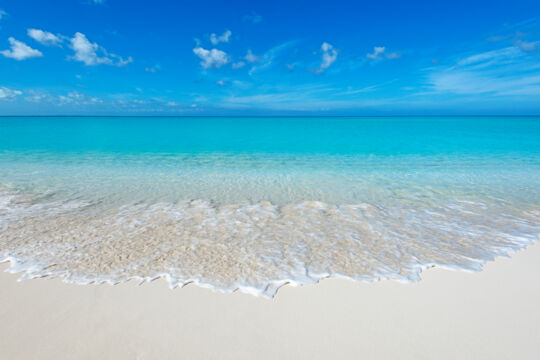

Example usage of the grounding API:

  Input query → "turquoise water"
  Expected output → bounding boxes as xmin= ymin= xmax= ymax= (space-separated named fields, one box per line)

xmin=1 ymin=116 xmax=539 ymax=296
xmin=2 ymin=116 xmax=539 ymax=155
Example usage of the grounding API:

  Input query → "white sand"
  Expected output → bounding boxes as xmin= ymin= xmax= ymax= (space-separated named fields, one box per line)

xmin=1 ymin=242 xmax=540 ymax=360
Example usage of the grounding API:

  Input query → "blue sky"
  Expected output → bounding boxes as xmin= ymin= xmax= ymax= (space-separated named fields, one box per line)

xmin=1 ymin=0 xmax=540 ymax=115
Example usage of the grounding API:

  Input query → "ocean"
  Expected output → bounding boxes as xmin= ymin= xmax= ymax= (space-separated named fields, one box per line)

xmin=1 ymin=116 xmax=539 ymax=296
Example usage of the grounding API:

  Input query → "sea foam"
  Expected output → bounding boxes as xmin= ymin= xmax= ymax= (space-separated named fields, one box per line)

xmin=1 ymin=189 xmax=538 ymax=297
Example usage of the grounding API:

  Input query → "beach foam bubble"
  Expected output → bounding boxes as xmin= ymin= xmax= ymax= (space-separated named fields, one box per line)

xmin=1 ymin=189 xmax=538 ymax=297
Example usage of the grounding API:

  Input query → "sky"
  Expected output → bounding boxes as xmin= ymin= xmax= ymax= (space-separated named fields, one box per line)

xmin=1 ymin=0 xmax=540 ymax=115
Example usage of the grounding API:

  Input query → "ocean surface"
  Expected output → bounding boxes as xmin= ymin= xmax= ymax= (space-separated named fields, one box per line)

xmin=1 ymin=116 xmax=539 ymax=296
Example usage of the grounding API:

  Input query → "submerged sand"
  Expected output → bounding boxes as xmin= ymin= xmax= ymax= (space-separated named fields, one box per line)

xmin=1 ymin=242 xmax=540 ymax=359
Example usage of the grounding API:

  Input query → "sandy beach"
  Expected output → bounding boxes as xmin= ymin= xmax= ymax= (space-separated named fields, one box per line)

xmin=2 ymin=0 xmax=540 ymax=358
xmin=1 ymin=241 xmax=539 ymax=360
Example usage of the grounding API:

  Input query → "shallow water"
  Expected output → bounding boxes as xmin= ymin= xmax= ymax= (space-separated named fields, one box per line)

xmin=1 ymin=116 xmax=539 ymax=296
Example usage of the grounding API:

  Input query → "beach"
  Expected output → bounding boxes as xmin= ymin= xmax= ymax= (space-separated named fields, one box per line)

xmin=2 ymin=1 xmax=540 ymax=358
xmin=1 ymin=241 xmax=539 ymax=359
xmin=1 ymin=116 xmax=539 ymax=358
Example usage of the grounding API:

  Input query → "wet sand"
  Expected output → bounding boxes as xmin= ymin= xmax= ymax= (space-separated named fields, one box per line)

xmin=1 ymin=241 xmax=540 ymax=359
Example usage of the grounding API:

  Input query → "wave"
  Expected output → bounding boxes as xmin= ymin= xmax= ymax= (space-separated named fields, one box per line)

xmin=1 ymin=189 xmax=539 ymax=297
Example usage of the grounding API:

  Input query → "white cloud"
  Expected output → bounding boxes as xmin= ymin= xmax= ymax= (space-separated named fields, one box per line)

xmin=0 ymin=86 xmax=22 ymax=100
xmin=23 ymin=90 xmax=56 ymax=103
xmin=70 ymin=32 xmax=106 ymax=65
xmin=220 ymin=83 xmax=390 ymax=111
xmin=386 ymin=51 xmax=401 ymax=59
xmin=69 ymin=32 xmax=132 ymax=66
xmin=366 ymin=46 xmax=400 ymax=60
xmin=314 ymin=42 xmax=338 ymax=73
xmin=232 ymin=61 xmax=246 ymax=69
xmin=321 ymin=42 xmax=338 ymax=68
xmin=113 ymin=54 xmax=133 ymax=66
xmin=366 ymin=46 xmax=385 ymax=59
xmin=27 ymin=28 xmax=62 ymax=46
xmin=58 ymin=91 xmax=103 ymax=105
xmin=456 ymin=47 xmax=521 ymax=67
xmin=16 ymin=89 xmax=200 ymax=112
xmin=244 ymin=49 xmax=259 ymax=63
xmin=210 ymin=30 xmax=231 ymax=45
xmin=145 ymin=64 xmax=161 ymax=73
xmin=1 ymin=37 xmax=43 ymax=60
xmin=248 ymin=41 xmax=296 ymax=75
xmin=193 ymin=47 xmax=229 ymax=69
xmin=516 ymin=40 xmax=538 ymax=52
xmin=427 ymin=46 xmax=540 ymax=96
xmin=0 ymin=9 xmax=7 ymax=20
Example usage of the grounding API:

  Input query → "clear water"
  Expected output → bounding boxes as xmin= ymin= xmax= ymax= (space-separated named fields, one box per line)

xmin=1 ymin=116 xmax=539 ymax=296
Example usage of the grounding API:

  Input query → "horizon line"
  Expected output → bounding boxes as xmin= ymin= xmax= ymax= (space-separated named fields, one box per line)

xmin=2 ymin=114 xmax=540 ymax=118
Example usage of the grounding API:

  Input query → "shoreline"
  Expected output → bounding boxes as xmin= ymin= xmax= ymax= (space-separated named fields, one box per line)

xmin=2 ymin=241 xmax=540 ymax=359
xmin=0 ymin=244 xmax=530 ymax=298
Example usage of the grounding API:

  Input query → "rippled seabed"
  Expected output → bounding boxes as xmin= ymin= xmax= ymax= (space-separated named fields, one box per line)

xmin=1 ymin=117 xmax=539 ymax=297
